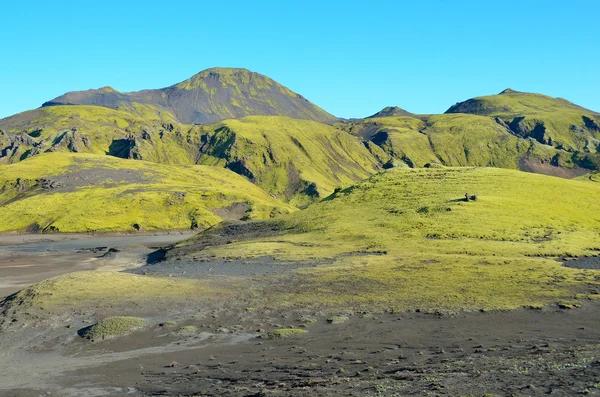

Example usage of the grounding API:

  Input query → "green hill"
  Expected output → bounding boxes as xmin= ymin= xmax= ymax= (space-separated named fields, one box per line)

xmin=167 ymin=167 xmax=600 ymax=311
xmin=0 ymin=152 xmax=294 ymax=233
xmin=42 ymin=67 xmax=338 ymax=124
xmin=10 ymin=167 xmax=600 ymax=319
xmin=366 ymin=106 xmax=413 ymax=118
xmin=446 ymin=89 xmax=600 ymax=153
xmin=0 ymin=104 xmax=195 ymax=165
xmin=194 ymin=116 xmax=381 ymax=206
xmin=343 ymin=113 xmax=589 ymax=177
xmin=0 ymin=107 xmax=380 ymax=206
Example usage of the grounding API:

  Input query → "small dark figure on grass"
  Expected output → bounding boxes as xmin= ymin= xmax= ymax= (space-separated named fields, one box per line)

xmin=464 ymin=193 xmax=478 ymax=202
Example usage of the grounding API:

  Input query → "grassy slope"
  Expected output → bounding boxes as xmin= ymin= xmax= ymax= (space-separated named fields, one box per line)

xmin=0 ymin=107 xmax=380 ymax=206
xmin=0 ymin=105 xmax=200 ymax=165
xmin=173 ymin=167 xmax=600 ymax=311
xmin=196 ymin=116 xmax=381 ymax=206
xmin=44 ymin=68 xmax=338 ymax=125
xmin=171 ymin=68 xmax=337 ymax=123
xmin=0 ymin=152 xmax=294 ymax=233
xmin=6 ymin=167 xmax=600 ymax=320
xmin=345 ymin=114 xmax=569 ymax=170
xmin=446 ymin=90 xmax=600 ymax=153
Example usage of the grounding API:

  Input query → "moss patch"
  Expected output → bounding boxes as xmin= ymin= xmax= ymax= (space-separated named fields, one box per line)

xmin=267 ymin=328 xmax=307 ymax=339
xmin=81 ymin=316 xmax=148 ymax=341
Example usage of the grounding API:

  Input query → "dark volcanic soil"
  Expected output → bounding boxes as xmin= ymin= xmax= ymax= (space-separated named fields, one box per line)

xmin=2 ymin=305 xmax=600 ymax=396
xmin=0 ymin=233 xmax=192 ymax=297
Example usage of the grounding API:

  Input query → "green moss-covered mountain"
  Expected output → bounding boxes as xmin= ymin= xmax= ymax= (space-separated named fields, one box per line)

xmin=2 ymin=74 xmax=600 ymax=226
xmin=345 ymin=89 xmax=600 ymax=177
xmin=446 ymin=89 xmax=600 ymax=153
xmin=42 ymin=68 xmax=338 ymax=125
xmin=194 ymin=116 xmax=380 ymax=206
xmin=366 ymin=106 xmax=413 ymax=118
xmin=165 ymin=166 xmax=600 ymax=311
xmin=0 ymin=106 xmax=379 ymax=205
xmin=343 ymin=113 xmax=589 ymax=178
xmin=0 ymin=152 xmax=294 ymax=233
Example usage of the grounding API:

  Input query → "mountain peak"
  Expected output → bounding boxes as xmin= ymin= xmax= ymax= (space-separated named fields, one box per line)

xmin=499 ymin=88 xmax=519 ymax=95
xmin=174 ymin=67 xmax=264 ymax=91
xmin=366 ymin=106 xmax=413 ymax=119
xmin=42 ymin=68 xmax=337 ymax=125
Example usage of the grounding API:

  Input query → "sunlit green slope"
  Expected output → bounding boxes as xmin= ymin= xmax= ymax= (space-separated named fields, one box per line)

xmin=0 ymin=152 xmax=294 ymax=233
xmin=195 ymin=116 xmax=381 ymax=206
xmin=1 ymin=107 xmax=379 ymax=205
xmin=171 ymin=167 xmax=600 ymax=310
xmin=446 ymin=89 xmax=600 ymax=153
xmin=343 ymin=112 xmax=593 ymax=177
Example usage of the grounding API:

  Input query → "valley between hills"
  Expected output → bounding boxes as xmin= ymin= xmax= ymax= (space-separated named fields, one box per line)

xmin=1 ymin=68 xmax=600 ymax=396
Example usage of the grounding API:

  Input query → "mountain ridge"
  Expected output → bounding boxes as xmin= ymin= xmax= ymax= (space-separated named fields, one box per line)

xmin=42 ymin=67 xmax=338 ymax=125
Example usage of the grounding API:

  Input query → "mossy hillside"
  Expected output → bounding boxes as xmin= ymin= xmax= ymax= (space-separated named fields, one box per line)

xmin=0 ymin=271 xmax=233 ymax=318
xmin=348 ymin=114 xmax=580 ymax=172
xmin=0 ymin=105 xmax=202 ymax=165
xmin=196 ymin=116 xmax=381 ymax=206
xmin=1 ymin=107 xmax=380 ymax=205
xmin=82 ymin=316 xmax=148 ymax=340
xmin=44 ymin=67 xmax=338 ymax=124
xmin=267 ymin=328 xmax=307 ymax=339
xmin=0 ymin=152 xmax=294 ymax=233
xmin=446 ymin=90 xmax=600 ymax=152
xmin=6 ymin=168 xmax=600 ymax=317
xmin=177 ymin=167 xmax=600 ymax=311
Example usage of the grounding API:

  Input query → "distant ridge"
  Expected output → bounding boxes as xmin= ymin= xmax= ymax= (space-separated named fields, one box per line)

xmin=445 ymin=89 xmax=600 ymax=152
xmin=42 ymin=68 xmax=338 ymax=125
xmin=366 ymin=106 xmax=413 ymax=118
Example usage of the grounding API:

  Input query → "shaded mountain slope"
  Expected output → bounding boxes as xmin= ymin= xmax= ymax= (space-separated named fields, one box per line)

xmin=446 ymin=89 xmax=600 ymax=153
xmin=0 ymin=105 xmax=197 ymax=165
xmin=195 ymin=116 xmax=381 ymax=206
xmin=165 ymin=167 xmax=600 ymax=310
xmin=0 ymin=152 xmax=294 ymax=233
xmin=43 ymin=68 xmax=338 ymax=124
xmin=0 ymin=107 xmax=380 ymax=205
xmin=343 ymin=109 xmax=595 ymax=177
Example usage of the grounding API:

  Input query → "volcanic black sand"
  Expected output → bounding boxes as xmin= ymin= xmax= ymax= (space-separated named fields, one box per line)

xmin=0 ymin=233 xmax=193 ymax=297
xmin=1 ymin=304 xmax=600 ymax=397
xmin=1 ymin=235 xmax=600 ymax=396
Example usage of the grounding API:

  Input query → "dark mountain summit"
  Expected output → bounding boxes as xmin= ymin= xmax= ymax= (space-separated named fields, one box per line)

xmin=366 ymin=106 xmax=413 ymax=118
xmin=43 ymin=68 xmax=338 ymax=125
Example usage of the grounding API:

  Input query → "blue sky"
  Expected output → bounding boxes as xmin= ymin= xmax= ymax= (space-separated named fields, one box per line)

xmin=1 ymin=0 xmax=598 ymax=119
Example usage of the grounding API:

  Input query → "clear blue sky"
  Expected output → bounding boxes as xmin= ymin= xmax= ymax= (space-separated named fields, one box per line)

xmin=1 ymin=0 xmax=599 ymax=119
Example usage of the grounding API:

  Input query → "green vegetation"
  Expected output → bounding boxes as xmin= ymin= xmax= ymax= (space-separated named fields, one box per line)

xmin=267 ymin=328 xmax=307 ymax=339
xmin=1 ymin=107 xmax=378 ymax=206
xmin=5 ymin=167 xmax=600 ymax=320
xmin=344 ymin=113 xmax=581 ymax=175
xmin=82 ymin=316 xmax=148 ymax=341
xmin=446 ymin=90 xmax=600 ymax=153
xmin=175 ymin=167 xmax=600 ymax=311
xmin=5 ymin=271 xmax=223 ymax=311
xmin=42 ymin=67 xmax=338 ymax=124
xmin=176 ymin=325 xmax=199 ymax=335
xmin=327 ymin=315 xmax=349 ymax=324
xmin=0 ymin=152 xmax=294 ymax=233
xmin=196 ymin=116 xmax=381 ymax=205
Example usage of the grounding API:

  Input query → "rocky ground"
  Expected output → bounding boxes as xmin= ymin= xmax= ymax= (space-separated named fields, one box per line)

xmin=0 ymin=233 xmax=192 ymax=298
xmin=1 ymin=235 xmax=600 ymax=397
xmin=1 ymin=304 xmax=600 ymax=397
